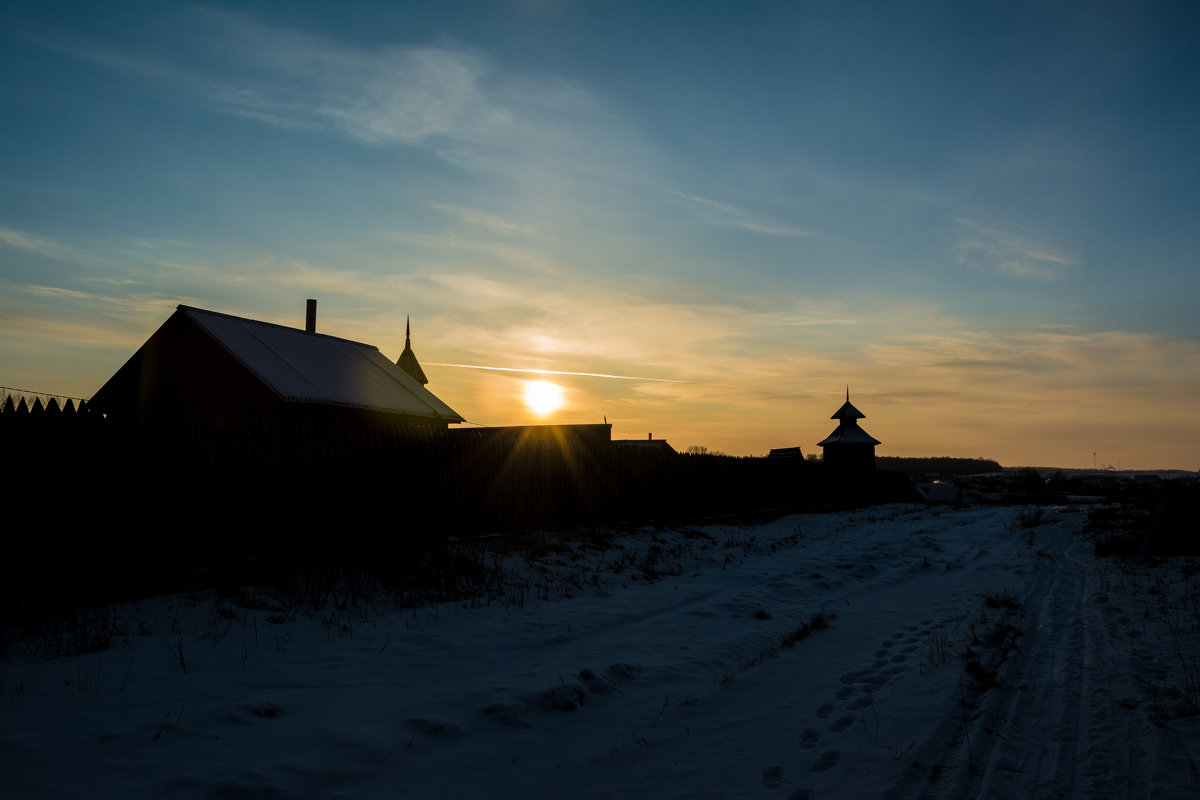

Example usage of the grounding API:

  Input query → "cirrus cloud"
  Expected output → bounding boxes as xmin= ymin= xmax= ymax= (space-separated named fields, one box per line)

xmin=952 ymin=217 xmax=1076 ymax=280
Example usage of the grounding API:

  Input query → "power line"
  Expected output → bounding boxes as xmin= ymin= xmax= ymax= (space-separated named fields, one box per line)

xmin=0 ymin=386 xmax=88 ymax=402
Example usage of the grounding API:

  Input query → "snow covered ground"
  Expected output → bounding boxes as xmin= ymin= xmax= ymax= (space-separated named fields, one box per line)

xmin=4 ymin=504 xmax=1199 ymax=799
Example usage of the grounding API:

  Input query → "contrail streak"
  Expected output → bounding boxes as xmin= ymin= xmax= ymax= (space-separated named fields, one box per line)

xmin=426 ymin=362 xmax=687 ymax=383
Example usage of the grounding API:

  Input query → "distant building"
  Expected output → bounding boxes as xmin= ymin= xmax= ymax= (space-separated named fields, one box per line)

xmin=916 ymin=479 xmax=961 ymax=503
xmin=768 ymin=446 xmax=804 ymax=459
xmin=817 ymin=389 xmax=880 ymax=473
xmin=90 ymin=303 xmax=463 ymax=430
xmin=613 ymin=433 xmax=677 ymax=455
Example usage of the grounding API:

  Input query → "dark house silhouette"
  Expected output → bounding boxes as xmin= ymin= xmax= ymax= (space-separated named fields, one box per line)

xmin=90 ymin=304 xmax=463 ymax=430
xmin=817 ymin=389 xmax=880 ymax=473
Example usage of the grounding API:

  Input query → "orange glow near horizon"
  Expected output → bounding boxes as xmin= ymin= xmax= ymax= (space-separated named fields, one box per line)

xmin=523 ymin=380 xmax=566 ymax=416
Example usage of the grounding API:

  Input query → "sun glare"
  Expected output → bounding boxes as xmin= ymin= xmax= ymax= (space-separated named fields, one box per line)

xmin=523 ymin=380 xmax=565 ymax=415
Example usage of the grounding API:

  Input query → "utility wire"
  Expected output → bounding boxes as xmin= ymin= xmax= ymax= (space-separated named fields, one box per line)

xmin=0 ymin=386 xmax=88 ymax=402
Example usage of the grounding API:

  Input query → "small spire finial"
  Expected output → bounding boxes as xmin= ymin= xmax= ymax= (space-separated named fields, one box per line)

xmin=396 ymin=314 xmax=429 ymax=385
xmin=846 ymin=385 xmax=850 ymax=402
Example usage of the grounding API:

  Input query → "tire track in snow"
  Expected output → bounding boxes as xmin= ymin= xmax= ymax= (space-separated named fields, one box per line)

xmin=884 ymin=522 xmax=1138 ymax=800
xmin=972 ymin=537 xmax=1092 ymax=798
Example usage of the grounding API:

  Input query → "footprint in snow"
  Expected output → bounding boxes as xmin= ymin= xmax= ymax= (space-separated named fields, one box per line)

xmin=403 ymin=717 xmax=469 ymax=740
xmin=762 ymin=766 xmax=785 ymax=789
xmin=578 ymin=668 xmax=614 ymax=694
xmin=787 ymin=791 xmax=814 ymax=800
xmin=483 ymin=701 xmax=532 ymax=728
xmin=247 ymin=702 xmax=285 ymax=719
xmin=845 ymin=695 xmax=873 ymax=711
xmin=815 ymin=702 xmax=835 ymax=718
xmin=798 ymin=728 xmax=821 ymax=749
xmin=834 ymin=686 xmax=854 ymax=700
xmin=828 ymin=715 xmax=855 ymax=733
xmin=809 ymin=751 xmax=841 ymax=772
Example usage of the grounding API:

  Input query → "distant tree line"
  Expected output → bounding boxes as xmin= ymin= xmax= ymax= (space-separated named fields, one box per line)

xmin=875 ymin=456 xmax=1002 ymax=479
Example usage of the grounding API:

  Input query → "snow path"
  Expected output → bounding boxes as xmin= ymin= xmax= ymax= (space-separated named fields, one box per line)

xmin=3 ymin=505 xmax=1199 ymax=799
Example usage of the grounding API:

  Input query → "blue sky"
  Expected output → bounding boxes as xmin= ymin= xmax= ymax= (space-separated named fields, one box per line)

xmin=2 ymin=1 xmax=1198 ymax=468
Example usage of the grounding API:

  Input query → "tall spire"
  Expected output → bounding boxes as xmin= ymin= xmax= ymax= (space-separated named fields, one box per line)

xmin=395 ymin=315 xmax=429 ymax=385
xmin=831 ymin=387 xmax=865 ymax=420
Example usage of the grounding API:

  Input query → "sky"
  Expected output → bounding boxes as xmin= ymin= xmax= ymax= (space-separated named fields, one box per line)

xmin=2 ymin=1 xmax=1198 ymax=469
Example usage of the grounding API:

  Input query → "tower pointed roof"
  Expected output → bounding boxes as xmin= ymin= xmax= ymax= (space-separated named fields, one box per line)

xmin=395 ymin=316 xmax=429 ymax=385
xmin=818 ymin=387 xmax=880 ymax=447
xmin=830 ymin=386 xmax=866 ymax=420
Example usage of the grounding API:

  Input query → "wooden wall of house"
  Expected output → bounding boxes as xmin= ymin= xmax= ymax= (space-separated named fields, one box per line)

xmin=821 ymin=443 xmax=876 ymax=475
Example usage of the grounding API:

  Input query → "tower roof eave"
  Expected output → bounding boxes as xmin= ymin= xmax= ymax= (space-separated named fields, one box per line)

xmin=818 ymin=426 xmax=881 ymax=446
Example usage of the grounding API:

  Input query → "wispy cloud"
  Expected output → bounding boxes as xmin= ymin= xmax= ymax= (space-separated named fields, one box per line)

xmin=18 ymin=285 xmax=197 ymax=316
xmin=0 ymin=226 xmax=103 ymax=267
xmin=952 ymin=218 xmax=1076 ymax=280
xmin=58 ymin=14 xmax=492 ymax=150
xmin=54 ymin=8 xmax=635 ymax=182
xmin=425 ymin=363 xmax=687 ymax=383
xmin=23 ymin=286 xmax=97 ymax=301
xmin=0 ymin=313 xmax=148 ymax=350
xmin=673 ymin=191 xmax=830 ymax=239
xmin=0 ymin=225 xmax=207 ymax=278
xmin=861 ymin=327 xmax=1200 ymax=409
xmin=426 ymin=204 xmax=539 ymax=237
xmin=772 ymin=312 xmax=862 ymax=327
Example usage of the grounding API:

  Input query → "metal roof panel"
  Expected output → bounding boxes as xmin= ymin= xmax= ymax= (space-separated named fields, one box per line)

xmin=182 ymin=306 xmax=463 ymax=422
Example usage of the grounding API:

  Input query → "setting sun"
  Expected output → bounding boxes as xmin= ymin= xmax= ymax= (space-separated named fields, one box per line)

xmin=523 ymin=380 xmax=565 ymax=415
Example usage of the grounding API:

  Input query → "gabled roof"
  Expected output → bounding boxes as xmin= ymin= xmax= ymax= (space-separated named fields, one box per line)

xmin=173 ymin=306 xmax=462 ymax=422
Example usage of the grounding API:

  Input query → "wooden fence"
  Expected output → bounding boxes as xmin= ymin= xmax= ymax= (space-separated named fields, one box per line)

xmin=1 ymin=392 xmax=911 ymax=545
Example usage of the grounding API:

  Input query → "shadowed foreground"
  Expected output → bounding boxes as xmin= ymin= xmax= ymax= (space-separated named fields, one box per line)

xmin=2 ymin=504 xmax=1197 ymax=798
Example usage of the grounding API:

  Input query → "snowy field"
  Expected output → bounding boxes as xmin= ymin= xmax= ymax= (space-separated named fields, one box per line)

xmin=4 ymin=504 xmax=1200 ymax=799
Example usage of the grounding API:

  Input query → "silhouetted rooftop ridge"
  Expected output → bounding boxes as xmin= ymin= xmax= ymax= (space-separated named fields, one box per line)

xmin=177 ymin=305 xmax=460 ymax=421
